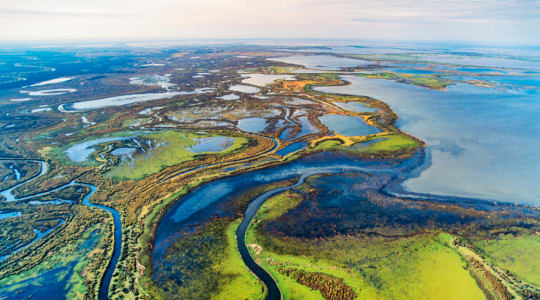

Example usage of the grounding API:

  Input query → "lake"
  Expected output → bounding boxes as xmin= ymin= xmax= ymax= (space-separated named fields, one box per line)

xmin=316 ymin=75 xmax=540 ymax=205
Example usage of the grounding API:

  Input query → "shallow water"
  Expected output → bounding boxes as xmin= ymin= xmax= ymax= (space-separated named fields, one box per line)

xmin=276 ymin=142 xmax=308 ymax=156
xmin=333 ymin=101 xmax=378 ymax=113
xmin=295 ymin=116 xmax=318 ymax=138
xmin=268 ymin=55 xmax=370 ymax=70
xmin=241 ymin=73 xmax=296 ymax=86
xmin=153 ymin=152 xmax=420 ymax=276
xmin=229 ymin=84 xmax=260 ymax=94
xmin=217 ymin=93 xmax=240 ymax=100
xmin=21 ymin=88 xmax=77 ymax=96
xmin=188 ymin=136 xmax=234 ymax=153
xmin=63 ymin=88 xmax=214 ymax=111
xmin=237 ymin=117 xmax=267 ymax=133
xmin=316 ymin=75 xmax=540 ymax=205
xmin=319 ymin=114 xmax=380 ymax=136
xmin=0 ymin=211 xmax=21 ymax=220
xmin=65 ymin=137 xmax=132 ymax=163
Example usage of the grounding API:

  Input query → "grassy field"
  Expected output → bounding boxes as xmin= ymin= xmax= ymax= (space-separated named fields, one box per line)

xmin=246 ymin=190 xmax=486 ymax=300
xmin=471 ymin=234 xmax=540 ymax=286
xmin=0 ymin=223 xmax=106 ymax=299
xmin=211 ymin=220 xmax=266 ymax=300
xmin=48 ymin=130 xmax=247 ymax=180
xmin=310 ymin=134 xmax=420 ymax=157
xmin=107 ymin=131 xmax=247 ymax=180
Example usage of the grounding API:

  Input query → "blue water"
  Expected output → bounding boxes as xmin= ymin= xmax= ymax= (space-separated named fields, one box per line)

xmin=79 ymin=184 xmax=122 ymax=300
xmin=237 ymin=117 xmax=267 ymax=133
xmin=65 ymin=137 xmax=132 ymax=163
xmin=333 ymin=101 xmax=378 ymax=113
xmin=316 ymin=75 xmax=540 ymax=205
xmin=188 ymin=136 xmax=235 ymax=153
xmin=276 ymin=142 xmax=308 ymax=156
xmin=319 ymin=114 xmax=380 ymax=136
xmin=0 ymin=211 xmax=21 ymax=220
xmin=296 ymin=116 xmax=318 ymax=138
xmin=153 ymin=152 xmax=416 ymax=269
xmin=268 ymin=55 xmax=371 ymax=70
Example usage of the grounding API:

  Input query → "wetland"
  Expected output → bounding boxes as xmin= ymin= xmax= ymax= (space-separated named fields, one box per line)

xmin=0 ymin=42 xmax=539 ymax=300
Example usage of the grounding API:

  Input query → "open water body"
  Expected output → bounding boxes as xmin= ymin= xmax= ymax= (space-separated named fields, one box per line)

xmin=316 ymin=75 xmax=540 ymax=205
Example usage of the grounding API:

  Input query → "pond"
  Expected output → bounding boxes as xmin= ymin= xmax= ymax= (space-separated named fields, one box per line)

xmin=61 ymin=88 xmax=214 ymax=111
xmin=65 ymin=137 xmax=132 ymax=163
xmin=188 ymin=136 xmax=235 ymax=153
xmin=333 ymin=101 xmax=378 ymax=113
xmin=237 ymin=117 xmax=267 ymax=133
xmin=229 ymin=85 xmax=260 ymax=94
xmin=241 ymin=74 xmax=296 ymax=86
xmin=319 ymin=114 xmax=380 ymax=136
xmin=217 ymin=93 xmax=240 ymax=100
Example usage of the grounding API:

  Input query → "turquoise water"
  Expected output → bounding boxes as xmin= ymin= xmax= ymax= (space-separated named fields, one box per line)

xmin=319 ymin=114 xmax=380 ymax=136
xmin=0 ymin=211 xmax=21 ymax=220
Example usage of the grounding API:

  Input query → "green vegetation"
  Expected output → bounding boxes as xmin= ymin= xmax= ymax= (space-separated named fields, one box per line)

xmin=0 ymin=223 xmax=106 ymax=299
xmin=246 ymin=191 xmax=486 ymax=300
xmin=361 ymin=72 xmax=453 ymax=90
xmin=471 ymin=234 xmax=540 ymax=286
xmin=154 ymin=218 xmax=263 ymax=300
xmin=211 ymin=220 xmax=266 ymax=300
xmin=48 ymin=130 xmax=248 ymax=180
xmin=310 ymin=134 xmax=420 ymax=157
xmin=107 ymin=131 xmax=247 ymax=180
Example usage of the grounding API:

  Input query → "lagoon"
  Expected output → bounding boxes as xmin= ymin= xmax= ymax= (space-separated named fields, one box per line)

xmin=316 ymin=75 xmax=540 ymax=205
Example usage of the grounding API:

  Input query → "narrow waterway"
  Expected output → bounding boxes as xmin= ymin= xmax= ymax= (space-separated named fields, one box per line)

xmin=154 ymin=152 xmax=421 ymax=298
xmin=0 ymin=159 xmax=121 ymax=300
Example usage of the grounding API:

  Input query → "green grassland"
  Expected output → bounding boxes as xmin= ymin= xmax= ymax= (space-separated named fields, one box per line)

xmin=0 ymin=223 xmax=106 ymax=299
xmin=48 ymin=130 xmax=248 ymax=180
xmin=211 ymin=220 xmax=266 ymax=300
xmin=107 ymin=131 xmax=248 ymax=180
xmin=246 ymin=190 xmax=486 ymax=300
xmin=154 ymin=218 xmax=264 ymax=300
xmin=311 ymin=134 xmax=420 ymax=157
xmin=471 ymin=234 xmax=540 ymax=286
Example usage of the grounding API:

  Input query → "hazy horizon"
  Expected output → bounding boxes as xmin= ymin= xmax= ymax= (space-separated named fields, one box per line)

xmin=2 ymin=0 xmax=539 ymax=45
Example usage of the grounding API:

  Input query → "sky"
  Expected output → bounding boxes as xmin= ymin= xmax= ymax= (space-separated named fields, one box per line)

xmin=1 ymin=0 xmax=539 ymax=44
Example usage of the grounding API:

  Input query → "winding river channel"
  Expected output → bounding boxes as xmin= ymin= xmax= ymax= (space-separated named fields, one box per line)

xmin=154 ymin=151 xmax=423 ymax=298
xmin=0 ymin=159 xmax=121 ymax=300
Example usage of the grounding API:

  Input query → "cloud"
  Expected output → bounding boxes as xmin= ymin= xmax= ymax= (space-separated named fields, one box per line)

xmin=0 ymin=0 xmax=538 ymax=44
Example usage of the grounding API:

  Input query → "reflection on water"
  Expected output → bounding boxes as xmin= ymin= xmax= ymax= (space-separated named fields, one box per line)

xmin=188 ymin=136 xmax=235 ymax=153
xmin=316 ymin=75 xmax=540 ymax=205
xmin=319 ymin=114 xmax=380 ymax=136
xmin=268 ymin=55 xmax=371 ymax=70
xmin=237 ymin=117 xmax=267 ymax=133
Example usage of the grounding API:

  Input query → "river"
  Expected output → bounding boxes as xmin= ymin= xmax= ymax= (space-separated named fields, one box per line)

xmin=0 ymin=159 xmax=121 ymax=300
